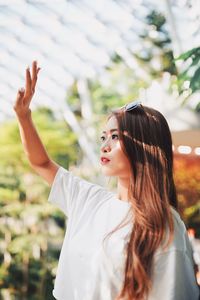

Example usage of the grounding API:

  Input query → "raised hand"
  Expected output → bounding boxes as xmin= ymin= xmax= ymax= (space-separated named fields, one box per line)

xmin=14 ymin=61 xmax=40 ymax=118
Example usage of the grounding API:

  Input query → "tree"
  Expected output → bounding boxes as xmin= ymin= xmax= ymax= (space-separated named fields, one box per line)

xmin=0 ymin=108 xmax=78 ymax=299
xmin=135 ymin=10 xmax=177 ymax=78
xmin=175 ymin=46 xmax=200 ymax=110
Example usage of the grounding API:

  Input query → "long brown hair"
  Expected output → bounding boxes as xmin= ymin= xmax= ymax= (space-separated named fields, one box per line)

xmin=106 ymin=105 xmax=178 ymax=300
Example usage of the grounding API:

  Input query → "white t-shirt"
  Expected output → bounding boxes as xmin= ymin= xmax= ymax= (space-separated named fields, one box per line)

xmin=48 ymin=166 xmax=199 ymax=300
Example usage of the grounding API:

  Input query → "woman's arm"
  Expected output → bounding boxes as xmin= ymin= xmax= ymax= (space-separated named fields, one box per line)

xmin=13 ymin=61 xmax=59 ymax=185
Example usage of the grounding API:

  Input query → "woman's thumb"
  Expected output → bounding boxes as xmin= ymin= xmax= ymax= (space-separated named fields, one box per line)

xmin=19 ymin=87 xmax=25 ymax=94
xmin=15 ymin=87 xmax=25 ymax=104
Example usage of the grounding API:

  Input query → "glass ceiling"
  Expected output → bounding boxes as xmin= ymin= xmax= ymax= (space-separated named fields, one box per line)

xmin=0 ymin=0 xmax=200 ymax=121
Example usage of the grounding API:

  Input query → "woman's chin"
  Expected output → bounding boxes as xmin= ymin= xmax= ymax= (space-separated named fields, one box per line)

xmin=100 ymin=166 xmax=117 ymax=177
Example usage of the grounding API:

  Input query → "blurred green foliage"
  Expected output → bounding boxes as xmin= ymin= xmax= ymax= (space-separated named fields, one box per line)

xmin=175 ymin=46 xmax=200 ymax=109
xmin=0 ymin=108 xmax=79 ymax=299
xmin=136 ymin=10 xmax=177 ymax=77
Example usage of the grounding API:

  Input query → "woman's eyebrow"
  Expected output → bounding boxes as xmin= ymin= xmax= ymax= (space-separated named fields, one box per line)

xmin=102 ymin=128 xmax=118 ymax=134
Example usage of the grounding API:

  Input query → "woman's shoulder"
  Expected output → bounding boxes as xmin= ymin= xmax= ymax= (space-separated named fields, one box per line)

xmin=156 ymin=207 xmax=192 ymax=257
xmin=170 ymin=207 xmax=188 ymax=246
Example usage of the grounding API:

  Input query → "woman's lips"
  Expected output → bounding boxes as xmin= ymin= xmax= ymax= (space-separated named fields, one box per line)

xmin=100 ymin=157 xmax=111 ymax=165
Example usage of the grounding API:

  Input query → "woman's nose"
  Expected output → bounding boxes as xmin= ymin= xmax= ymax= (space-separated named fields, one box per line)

xmin=101 ymin=142 xmax=111 ymax=153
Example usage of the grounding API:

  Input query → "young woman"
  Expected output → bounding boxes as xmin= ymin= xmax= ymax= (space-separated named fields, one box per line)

xmin=14 ymin=61 xmax=199 ymax=300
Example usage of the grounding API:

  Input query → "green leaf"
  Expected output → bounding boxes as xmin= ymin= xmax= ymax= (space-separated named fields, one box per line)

xmin=175 ymin=46 xmax=200 ymax=61
xmin=189 ymin=66 xmax=200 ymax=92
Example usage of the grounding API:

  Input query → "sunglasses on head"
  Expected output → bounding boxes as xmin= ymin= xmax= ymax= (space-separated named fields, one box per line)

xmin=122 ymin=100 xmax=142 ymax=112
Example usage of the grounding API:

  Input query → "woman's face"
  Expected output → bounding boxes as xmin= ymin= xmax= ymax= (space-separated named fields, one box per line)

xmin=100 ymin=116 xmax=131 ymax=177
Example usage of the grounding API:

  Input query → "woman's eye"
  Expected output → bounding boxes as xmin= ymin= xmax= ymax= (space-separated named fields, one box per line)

xmin=100 ymin=134 xmax=118 ymax=142
xmin=112 ymin=134 xmax=119 ymax=140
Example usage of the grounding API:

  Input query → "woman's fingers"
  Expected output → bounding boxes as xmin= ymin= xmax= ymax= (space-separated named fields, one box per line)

xmin=31 ymin=61 xmax=40 ymax=93
xmin=13 ymin=88 xmax=25 ymax=111
xmin=32 ymin=60 xmax=37 ymax=75
xmin=17 ymin=88 xmax=25 ymax=102
xmin=14 ymin=61 xmax=40 ymax=114
xmin=31 ymin=61 xmax=37 ymax=93
xmin=25 ymin=66 xmax=32 ymax=98
xmin=14 ymin=61 xmax=40 ymax=116
xmin=24 ymin=61 xmax=40 ymax=102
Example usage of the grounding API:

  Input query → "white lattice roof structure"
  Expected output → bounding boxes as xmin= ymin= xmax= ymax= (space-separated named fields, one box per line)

xmin=0 ymin=0 xmax=200 ymax=140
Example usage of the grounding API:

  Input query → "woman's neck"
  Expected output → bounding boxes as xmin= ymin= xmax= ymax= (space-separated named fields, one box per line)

xmin=117 ymin=176 xmax=130 ymax=202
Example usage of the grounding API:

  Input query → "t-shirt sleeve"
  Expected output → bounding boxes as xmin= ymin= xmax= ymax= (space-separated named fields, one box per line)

xmin=150 ymin=249 xmax=200 ymax=300
xmin=47 ymin=166 xmax=105 ymax=218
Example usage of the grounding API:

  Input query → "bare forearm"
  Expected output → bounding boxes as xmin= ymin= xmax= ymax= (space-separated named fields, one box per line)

xmin=13 ymin=62 xmax=59 ymax=185
xmin=17 ymin=110 xmax=50 ymax=166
